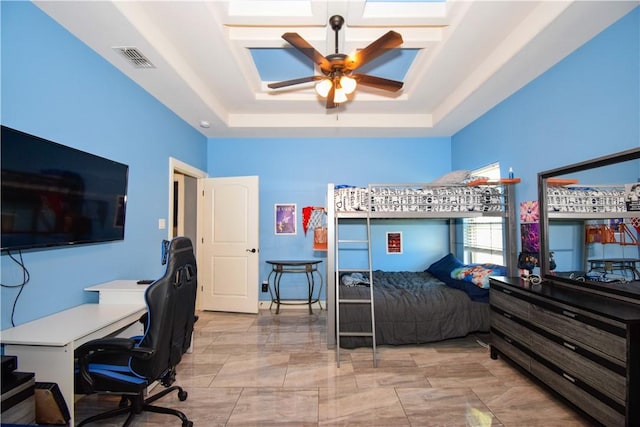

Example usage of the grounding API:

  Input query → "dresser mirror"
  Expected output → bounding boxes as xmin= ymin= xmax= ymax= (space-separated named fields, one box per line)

xmin=538 ymin=147 xmax=640 ymax=300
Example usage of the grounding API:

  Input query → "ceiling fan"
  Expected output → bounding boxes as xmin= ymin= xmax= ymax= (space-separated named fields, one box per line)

xmin=267 ymin=15 xmax=404 ymax=109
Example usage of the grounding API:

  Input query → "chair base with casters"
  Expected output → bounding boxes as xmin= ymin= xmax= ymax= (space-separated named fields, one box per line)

xmin=76 ymin=383 xmax=192 ymax=427
xmin=76 ymin=338 xmax=197 ymax=427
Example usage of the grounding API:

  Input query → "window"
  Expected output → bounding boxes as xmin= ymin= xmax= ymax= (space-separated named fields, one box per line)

xmin=463 ymin=162 xmax=504 ymax=265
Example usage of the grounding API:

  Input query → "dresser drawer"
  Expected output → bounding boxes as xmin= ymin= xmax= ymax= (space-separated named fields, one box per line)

xmin=490 ymin=288 xmax=529 ymax=320
xmin=530 ymin=358 xmax=625 ymax=427
xmin=491 ymin=334 xmax=530 ymax=372
xmin=491 ymin=308 xmax=531 ymax=345
xmin=530 ymin=332 xmax=626 ymax=405
xmin=529 ymin=303 xmax=626 ymax=363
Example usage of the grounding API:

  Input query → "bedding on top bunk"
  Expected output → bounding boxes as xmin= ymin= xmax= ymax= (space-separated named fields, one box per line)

xmin=338 ymin=269 xmax=491 ymax=349
xmin=334 ymin=184 xmax=504 ymax=213
xmin=333 ymin=170 xmax=508 ymax=213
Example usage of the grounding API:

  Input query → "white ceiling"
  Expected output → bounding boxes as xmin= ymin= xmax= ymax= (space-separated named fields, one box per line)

xmin=34 ymin=1 xmax=638 ymax=138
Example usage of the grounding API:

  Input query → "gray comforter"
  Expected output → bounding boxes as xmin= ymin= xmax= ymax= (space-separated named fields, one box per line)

xmin=338 ymin=270 xmax=490 ymax=348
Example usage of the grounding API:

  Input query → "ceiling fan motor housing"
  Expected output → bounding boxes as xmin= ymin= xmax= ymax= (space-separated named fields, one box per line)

xmin=323 ymin=53 xmax=350 ymax=76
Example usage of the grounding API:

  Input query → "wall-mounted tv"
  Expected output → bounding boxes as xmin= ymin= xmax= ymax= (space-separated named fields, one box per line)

xmin=1 ymin=126 xmax=129 ymax=251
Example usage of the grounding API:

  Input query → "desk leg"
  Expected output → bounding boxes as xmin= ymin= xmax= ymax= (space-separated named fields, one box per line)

xmin=274 ymin=271 xmax=282 ymax=315
xmin=5 ymin=343 xmax=74 ymax=425
xmin=306 ymin=271 xmax=314 ymax=315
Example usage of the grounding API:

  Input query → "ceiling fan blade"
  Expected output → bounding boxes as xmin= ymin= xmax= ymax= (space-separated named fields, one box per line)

xmin=282 ymin=33 xmax=331 ymax=71
xmin=267 ymin=75 xmax=325 ymax=89
xmin=347 ymin=31 xmax=403 ymax=71
xmin=326 ymin=84 xmax=337 ymax=109
xmin=352 ymin=74 xmax=404 ymax=92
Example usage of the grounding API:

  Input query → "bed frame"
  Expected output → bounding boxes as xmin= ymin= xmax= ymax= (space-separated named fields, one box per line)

xmin=326 ymin=182 xmax=519 ymax=351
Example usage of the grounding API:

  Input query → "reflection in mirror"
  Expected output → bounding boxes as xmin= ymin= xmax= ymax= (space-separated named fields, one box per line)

xmin=539 ymin=148 xmax=640 ymax=299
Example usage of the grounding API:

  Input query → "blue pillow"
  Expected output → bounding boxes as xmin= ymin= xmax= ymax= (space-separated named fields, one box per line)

xmin=426 ymin=253 xmax=464 ymax=277
xmin=426 ymin=254 xmax=491 ymax=303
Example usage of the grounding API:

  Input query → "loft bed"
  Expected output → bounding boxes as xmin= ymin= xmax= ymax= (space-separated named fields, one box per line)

xmin=325 ymin=179 xmax=518 ymax=350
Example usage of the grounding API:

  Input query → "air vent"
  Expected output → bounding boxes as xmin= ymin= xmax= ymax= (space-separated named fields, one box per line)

xmin=113 ymin=47 xmax=155 ymax=69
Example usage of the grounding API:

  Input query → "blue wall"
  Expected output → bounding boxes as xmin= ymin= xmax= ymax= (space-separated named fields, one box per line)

xmin=1 ymin=2 xmax=207 ymax=329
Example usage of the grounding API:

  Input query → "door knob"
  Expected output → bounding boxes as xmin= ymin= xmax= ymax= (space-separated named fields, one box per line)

xmin=246 ymin=248 xmax=257 ymax=253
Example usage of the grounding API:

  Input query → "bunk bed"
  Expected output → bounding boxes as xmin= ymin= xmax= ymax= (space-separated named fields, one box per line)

xmin=326 ymin=179 xmax=518 ymax=354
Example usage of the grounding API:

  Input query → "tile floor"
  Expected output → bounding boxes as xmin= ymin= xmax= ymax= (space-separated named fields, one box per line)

xmin=74 ymin=308 xmax=596 ymax=426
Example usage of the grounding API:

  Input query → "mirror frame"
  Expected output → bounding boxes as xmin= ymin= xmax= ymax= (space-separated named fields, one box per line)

xmin=538 ymin=147 xmax=640 ymax=299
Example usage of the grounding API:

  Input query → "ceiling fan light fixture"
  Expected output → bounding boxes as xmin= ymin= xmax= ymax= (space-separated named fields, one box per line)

xmin=334 ymin=88 xmax=348 ymax=104
xmin=340 ymin=76 xmax=357 ymax=94
xmin=315 ymin=79 xmax=332 ymax=97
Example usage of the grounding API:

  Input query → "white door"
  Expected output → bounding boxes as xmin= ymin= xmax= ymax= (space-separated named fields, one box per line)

xmin=198 ymin=176 xmax=259 ymax=313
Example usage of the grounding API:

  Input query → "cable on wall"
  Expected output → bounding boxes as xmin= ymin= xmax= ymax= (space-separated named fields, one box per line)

xmin=1 ymin=249 xmax=31 ymax=327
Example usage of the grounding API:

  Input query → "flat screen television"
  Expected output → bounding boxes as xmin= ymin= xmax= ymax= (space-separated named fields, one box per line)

xmin=1 ymin=125 xmax=129 ymax=251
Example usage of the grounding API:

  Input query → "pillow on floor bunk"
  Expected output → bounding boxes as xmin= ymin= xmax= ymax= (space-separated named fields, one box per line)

xmin=426 ymin=253 xmax=464 ymax=277
xmin=426 ymin=254 xmax=496 ymax=303
xmin=450 ymin=264 xmax=506 ymax=289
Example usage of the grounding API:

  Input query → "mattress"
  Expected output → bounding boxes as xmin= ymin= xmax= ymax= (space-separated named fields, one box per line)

xmin=338 ymin=270 xmax=490 ymax=348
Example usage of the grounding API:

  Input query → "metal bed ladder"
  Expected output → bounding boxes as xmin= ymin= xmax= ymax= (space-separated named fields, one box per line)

xmin=335 ymin=213 xmax=377 ymax=368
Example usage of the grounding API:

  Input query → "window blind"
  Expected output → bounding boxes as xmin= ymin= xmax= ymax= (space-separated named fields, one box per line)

xmin=463 ymin=162 xmax=504 ymax=265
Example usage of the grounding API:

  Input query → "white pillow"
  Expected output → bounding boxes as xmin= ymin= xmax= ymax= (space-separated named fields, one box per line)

xmin=432 ymin=170 xmax=470 ymax=184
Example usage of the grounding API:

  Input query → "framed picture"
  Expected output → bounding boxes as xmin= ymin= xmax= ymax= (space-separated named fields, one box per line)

xmin=386 ymin=232 xmax=402 ymax=254
xmin=275 ymin=203 xmax=297 ymax=235
xmin=520 ymin=222 xmax=540 ymax=253
xmin=520 ymin=200 xmax=539 ymax=223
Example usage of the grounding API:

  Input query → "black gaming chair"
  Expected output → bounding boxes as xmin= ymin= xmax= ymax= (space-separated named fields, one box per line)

xmin=74 ymin=237 xmax=198 ymax=427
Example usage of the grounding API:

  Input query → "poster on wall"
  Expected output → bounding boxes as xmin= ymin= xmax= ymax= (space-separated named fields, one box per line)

xmin=519 ymin=200 xmax=539 ymax=223
xmin=275 ymin=203 xmax=297 ymax=235
xmin=386 ymin=232 xmax=402 ymax=254
xmin=521 ymin=222 xmax=540 ymax=253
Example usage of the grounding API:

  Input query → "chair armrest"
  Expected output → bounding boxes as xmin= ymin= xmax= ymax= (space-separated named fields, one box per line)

xmin=130 ymin=346 xmax=155 ymax=360
xmin=76 ymin=338 xmax=155 ymax=360
xmin=75 ymin=338 xmax=156 ymax=392
xmin=75 ymin=338 xmax=135 ymax=391
xmin=75 ymin=337 xmax=134 ymax=358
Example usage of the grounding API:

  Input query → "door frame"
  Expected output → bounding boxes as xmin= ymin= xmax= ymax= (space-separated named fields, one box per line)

xmin=168 ymin=157 xmax=207 ymax=241
xmin=168 ymin=158 xmax=207 ymax=310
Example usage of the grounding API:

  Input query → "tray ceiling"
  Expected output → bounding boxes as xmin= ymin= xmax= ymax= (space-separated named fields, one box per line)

xmin=34 ymin=1 xmax=638 ymax=138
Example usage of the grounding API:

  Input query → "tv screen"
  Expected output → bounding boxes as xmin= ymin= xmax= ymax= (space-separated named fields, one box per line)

xmin=1 ymin=126 xmax=129 ymax=251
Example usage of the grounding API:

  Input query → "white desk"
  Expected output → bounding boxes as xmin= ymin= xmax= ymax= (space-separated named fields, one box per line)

xmin=85 ymin=279 xmax=149 ymax=304
xmin=1 ymin=303 xmax=145 ymax=426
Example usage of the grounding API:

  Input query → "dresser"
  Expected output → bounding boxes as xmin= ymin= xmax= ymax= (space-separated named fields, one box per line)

xmin=489 ymin=276 xmax=640 ymax=426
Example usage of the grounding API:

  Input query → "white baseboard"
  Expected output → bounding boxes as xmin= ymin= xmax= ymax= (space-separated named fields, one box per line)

xmin=259 ymin=300 xmax=326 ymax=310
